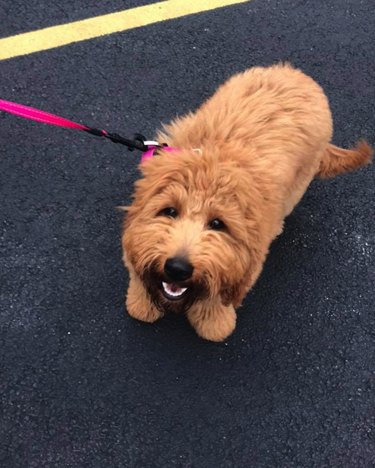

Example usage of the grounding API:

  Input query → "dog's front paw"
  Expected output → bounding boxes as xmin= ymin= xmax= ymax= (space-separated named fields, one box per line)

xmin=126 ymin=297 xmax=162 ymax=323
xmin=126 ymin=279 xmax=163 ymax=323
xmin=187 ymin=302 xmax=236 ymax=342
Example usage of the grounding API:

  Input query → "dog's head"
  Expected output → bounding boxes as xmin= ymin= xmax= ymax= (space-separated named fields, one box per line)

xmin=122 ymin=147 xmax=265 ymax=313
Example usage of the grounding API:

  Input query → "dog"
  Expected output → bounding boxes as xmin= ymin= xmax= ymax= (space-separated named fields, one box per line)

xmin=122 ymin=63 xmax=372 ymax=341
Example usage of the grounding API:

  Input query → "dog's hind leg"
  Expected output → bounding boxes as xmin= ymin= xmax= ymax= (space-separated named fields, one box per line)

xmin=126 ymin=268 xmax=163 ymax=323
xmin=187 ymin=299 xmax=236 ymax=342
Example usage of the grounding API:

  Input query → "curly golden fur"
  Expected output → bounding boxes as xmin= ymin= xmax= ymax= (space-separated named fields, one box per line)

xmin=122 ymin=63 xmax=372 ymax=341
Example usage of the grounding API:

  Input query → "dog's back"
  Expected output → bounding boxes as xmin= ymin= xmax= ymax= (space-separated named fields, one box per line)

xmin=160 ymin=63 xmax=372 ymax=217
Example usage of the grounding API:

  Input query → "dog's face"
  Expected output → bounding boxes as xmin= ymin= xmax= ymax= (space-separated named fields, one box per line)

xmin=123 ymin=148 xmax=263 ymax=313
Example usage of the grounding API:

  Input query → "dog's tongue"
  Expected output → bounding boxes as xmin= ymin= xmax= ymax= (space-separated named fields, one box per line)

xmin=162 ymin=282 xmax=187 ymax=298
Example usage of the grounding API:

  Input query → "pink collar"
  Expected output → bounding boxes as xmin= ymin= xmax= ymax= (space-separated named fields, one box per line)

xmin=141 ymin=145 xmax=179 ymax=163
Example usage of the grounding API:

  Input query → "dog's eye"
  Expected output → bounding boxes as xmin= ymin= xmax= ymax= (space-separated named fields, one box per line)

xmin=157 ymin=207 xmax=178 ymax=219
xmin=208 ymin=218 xmax=226 ymax=231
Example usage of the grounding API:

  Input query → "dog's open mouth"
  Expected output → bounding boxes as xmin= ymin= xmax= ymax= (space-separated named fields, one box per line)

xmin=142 ymin=266 xmax=207 ymax=313
xmin=161 ymin=282 xmax=188 ymax=301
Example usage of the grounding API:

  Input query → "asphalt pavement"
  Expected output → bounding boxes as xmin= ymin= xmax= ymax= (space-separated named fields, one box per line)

xmin=0 ymin=0 xmax=374 ymax=467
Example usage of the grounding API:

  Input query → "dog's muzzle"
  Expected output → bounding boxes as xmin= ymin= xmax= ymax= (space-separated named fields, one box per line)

xmin=142 ymin=262 xmax=208 ymax=314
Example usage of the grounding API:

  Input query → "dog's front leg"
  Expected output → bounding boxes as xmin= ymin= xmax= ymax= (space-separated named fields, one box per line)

xmin=187 ymin=299 xmax=236 ymax=342
xmin=126 ymin=267 xmax=163 ymax=323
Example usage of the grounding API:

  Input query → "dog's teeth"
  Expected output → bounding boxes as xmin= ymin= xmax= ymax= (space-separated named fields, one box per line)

xmin=162 ymin=282 xmax=187 ymax=297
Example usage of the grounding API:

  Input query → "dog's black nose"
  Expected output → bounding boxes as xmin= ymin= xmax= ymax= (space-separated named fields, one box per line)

xmin=164 ymin=257 xmax=194 ymax=282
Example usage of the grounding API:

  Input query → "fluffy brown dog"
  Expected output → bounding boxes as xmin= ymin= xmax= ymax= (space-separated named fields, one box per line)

xmin=122 ymin=63 xmax=372 ymax=341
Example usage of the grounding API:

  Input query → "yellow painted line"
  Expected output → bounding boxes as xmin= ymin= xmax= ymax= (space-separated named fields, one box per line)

xmin=0 ymin=0 xmax=250 ymax=61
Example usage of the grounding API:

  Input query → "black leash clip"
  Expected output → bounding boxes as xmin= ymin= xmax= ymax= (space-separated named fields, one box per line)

xmin=104 ymin=132 xmax=148 ymax=152
xmin=85 ymin=127 xmax=165 ymax=153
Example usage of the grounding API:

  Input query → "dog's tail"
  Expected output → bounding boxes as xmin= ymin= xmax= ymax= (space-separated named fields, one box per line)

xmin=316 ymin=141 xmax=373 ymax=178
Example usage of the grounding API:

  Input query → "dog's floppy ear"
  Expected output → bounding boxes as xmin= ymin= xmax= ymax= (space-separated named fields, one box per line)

xmin=221 ymin=245 xmax=266 ymax=308
xmin=221 ymin=281 xmax=248 ymax=308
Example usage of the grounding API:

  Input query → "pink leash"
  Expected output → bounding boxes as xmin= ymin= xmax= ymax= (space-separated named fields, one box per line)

xmin=0 ymin=98 xmax=168 ymax=155
xmin=0 ymin=98 xmax=88 ymax=130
